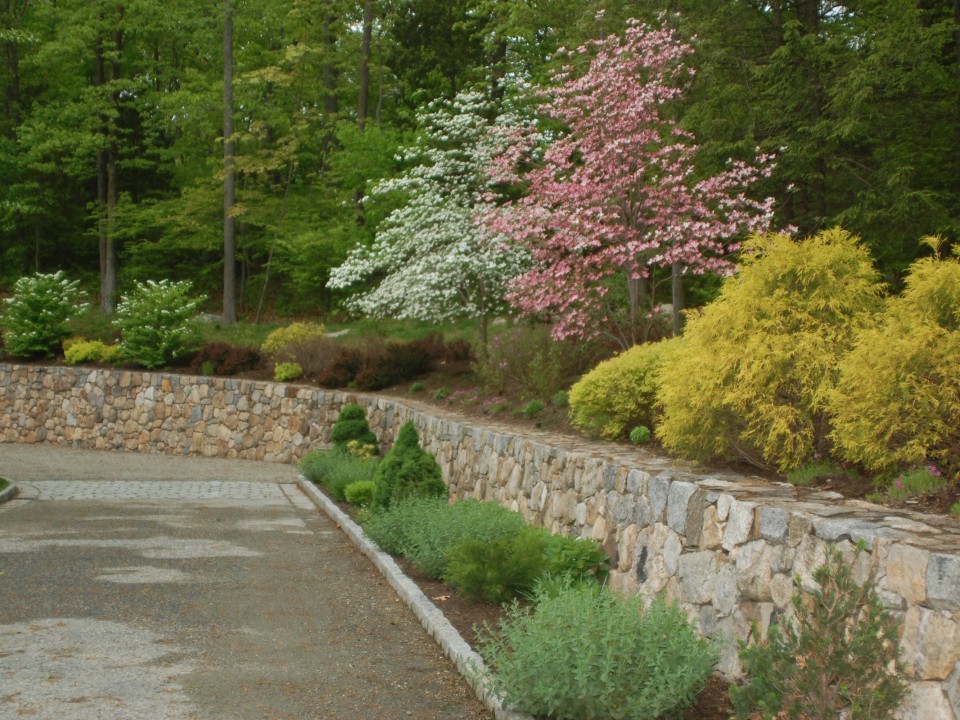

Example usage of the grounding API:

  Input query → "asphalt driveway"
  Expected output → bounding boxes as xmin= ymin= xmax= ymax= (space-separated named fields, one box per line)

xmin=0 ymin=444 xmax=492 ymax=720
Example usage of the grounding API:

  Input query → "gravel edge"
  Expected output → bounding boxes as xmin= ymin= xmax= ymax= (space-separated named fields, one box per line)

xmin=0 ymin=479 xmax=19 ymax=504
xmin=296 ymin=476 xmax=532 ymax=720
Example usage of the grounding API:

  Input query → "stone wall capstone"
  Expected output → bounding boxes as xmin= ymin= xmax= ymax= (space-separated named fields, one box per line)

xmin=2 ymin=363 xmax=959 ymax=719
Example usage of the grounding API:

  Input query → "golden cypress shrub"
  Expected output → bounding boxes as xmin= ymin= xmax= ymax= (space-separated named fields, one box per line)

xmin=830 ymin=238 xmax=960 ymax=481
xmin=657 ymin=229 xmax=884 ymax=471
xmin=568 ymin=337 xmax=681 ymax=440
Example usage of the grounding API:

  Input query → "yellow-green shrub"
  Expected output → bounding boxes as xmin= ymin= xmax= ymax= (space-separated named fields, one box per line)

xmin=658 ymin=229 xmax=884 ymax=472
xmin=830 ymin=239 xmax=960 ymax=481
xmin=260 ymin=322 xmax=325 ymax=358
xmin=568 ymin=337 xmax=680 ymax=440
xmin=64 ymin=339 xmax=106 ymax=365
xmin=64 ymin=339 xmax=123 ymax=365
xmin=273 ymin=362 xmax=303 ymax=382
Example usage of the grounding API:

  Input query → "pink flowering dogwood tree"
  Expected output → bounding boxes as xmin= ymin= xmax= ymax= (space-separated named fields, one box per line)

xmin=484 ymin=17 xmax=774 ymax=347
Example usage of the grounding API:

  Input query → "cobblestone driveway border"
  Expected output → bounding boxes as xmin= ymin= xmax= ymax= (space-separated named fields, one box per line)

xmin=296 ymin=476 xmax=532 ymax=720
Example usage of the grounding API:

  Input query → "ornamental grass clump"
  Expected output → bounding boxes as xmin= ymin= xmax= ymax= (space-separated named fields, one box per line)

xmin=114 ymin=279 xmax=203 ymax=369
xmin=731 ymin=549 xmax=906 ymax=720
xmin=830 ymin=237 xmax=960 ymax=484
xmin=477 ymin=586 xmax=716 ymax=720
xmin=658 ymin=229 xmax=884 ymax=472
xmin=1 ymin=271 xmax=86 ymax=358
xmin=371 ymin=421 xmax=446 ymax=511
xmin=299 ymin=448 xmax=378 ymax=502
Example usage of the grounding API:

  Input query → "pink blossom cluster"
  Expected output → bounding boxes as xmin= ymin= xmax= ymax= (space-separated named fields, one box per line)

xmin=482 ymin=18 xmax=774 ymax=341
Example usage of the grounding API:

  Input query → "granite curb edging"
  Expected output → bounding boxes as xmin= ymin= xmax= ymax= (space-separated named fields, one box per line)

xmin=0 ymin=479 xmax=18 ymax=504
xmin=296 ymin=475 xmax=532 ymax=720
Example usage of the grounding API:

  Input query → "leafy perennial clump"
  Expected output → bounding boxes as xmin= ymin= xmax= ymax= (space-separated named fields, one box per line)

xmin=1 ymin=271 xmax=86 ymax=358
xmin=478 ymin=586 xmax=716 ymax=720
xmin=114 ymin=279 xmax=203 ymax=369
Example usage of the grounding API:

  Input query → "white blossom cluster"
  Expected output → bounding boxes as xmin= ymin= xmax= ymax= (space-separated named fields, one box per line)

xmin=327 ymin=91 xmax=529 ymax=329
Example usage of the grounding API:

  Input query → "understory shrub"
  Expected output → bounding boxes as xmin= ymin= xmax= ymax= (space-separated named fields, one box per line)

xmin=1 ymin=271 xmax=86 ymax=358
xmin=731 ymin=549 xmax=906 ymax=719
xmin=658 ymin=229 xmax=884 ymax=471
xmin=474 ymin=323 xmax=610 ymax=399
xmin=362 ymin=497 xmax=527 ymax=578
xmin=478 ymin=587 xmax=716 ymax=720
xmin=330 ymin=404 xmax=378 ymax=452
xmin=830 ymin=238 xmax=960 ymax=482
xmin=273 ymin=361 xmax=303 ymax=382
xmin=114 ymin=279 xmax=203 ymax=369
xmin=569 ymin=337 xmax=680 ymax=440
xmin=882 ymin=466 xmax=946 ymax=501
xmin=189 ymin=342 xmax=261 ymax=376
xmin=316 ymin=346 xmax=366 ymax=387
xmin=353 ymin=341 xmax=433 ymax=390
xmin=343 ymin=480 xmax=375 ymax=506
xmin=299 ymin=449 xmax=378 ymax=501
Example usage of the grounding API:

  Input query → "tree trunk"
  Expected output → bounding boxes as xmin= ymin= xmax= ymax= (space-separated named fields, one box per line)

xmin=671 ymin=261 xmax=685 ymax=336
xmin=102 ymin=13 xmax=122 ymax=315
xmin=626 ymin=271 xmax=649 ymax=347
xmin=94 ymin=35 xmax=111 ymax=313
xmin=357 ymin=0 xmax=373 ymax=130
xmin=222 ymin=0 xmax=237 ymax=324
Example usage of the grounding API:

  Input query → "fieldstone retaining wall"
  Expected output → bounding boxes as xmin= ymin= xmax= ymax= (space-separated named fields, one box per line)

xmin=3 ymin=363 xmax=959 ymax=718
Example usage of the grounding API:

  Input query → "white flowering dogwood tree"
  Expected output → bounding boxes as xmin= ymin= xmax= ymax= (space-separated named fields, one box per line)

xmin=327 ymin=91 xmax=529 ymax=347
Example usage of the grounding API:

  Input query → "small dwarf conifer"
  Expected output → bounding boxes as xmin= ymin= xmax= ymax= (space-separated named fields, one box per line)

xmin=371 ymin=421 xmax=446 ymax=510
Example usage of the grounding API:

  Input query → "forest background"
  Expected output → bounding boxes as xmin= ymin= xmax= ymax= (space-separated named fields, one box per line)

xmin=1 ymin=0 xmax=959 ymax=323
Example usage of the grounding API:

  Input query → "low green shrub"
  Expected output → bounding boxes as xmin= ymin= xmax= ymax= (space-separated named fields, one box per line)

xmin=1 ymin=271 xmax=86 ymax=358
xmin=273 ymin=362 xmax=303 ymax=382
xmin=362 ymin=497 xmax=527 ymax=578
xmin=344 ymin=480 xmax=375 ymax=506
xmin=299 ymin=449 xmax=378 ymax=501
xmin=445 ymin=526 xmax=549 ymax=604
xmin=569 ymin=338 xmax=680 ymax=440
xmin=731 ymin=549 xmax=906 ymax=720
xmin=114 ymin=279 xmax=203 ymax=369
xmin=658 ymin=229 xmax=884 ymax=472
xmin=551 ymin=390 xmax=569 ymax=408
xmin=331 ymin=404 xmax=378 ymax=451
xmin=951 ymin=502 xmax=960 ymax=516
xmin=371 ymin=421 xmax=446 ymax=511
xmin=260 ymin=321 xmax=326 ymax=358
xmin=515 ymin=399 xmax=544 ymax=419
xmin=432 ymin=387 xmax=450 ymax=400
xmin=629 ymin=425 xmax=651 ymax=444
xmin=445 ymin=526 xmax=610 ymax=603
xmin=478 ymin=587 xmax=716 ymax=720
xmin=542 ymin=533 xmax=609 ymax=584
xmin=408 ymin=381 xmax=425 ymax=393
xmin=830 ymin=238 xmax=960 ymax=482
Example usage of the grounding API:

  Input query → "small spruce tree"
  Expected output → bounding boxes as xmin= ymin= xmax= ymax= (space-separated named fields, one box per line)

xmin=371 ymin=421 xmax=446 ymax=511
